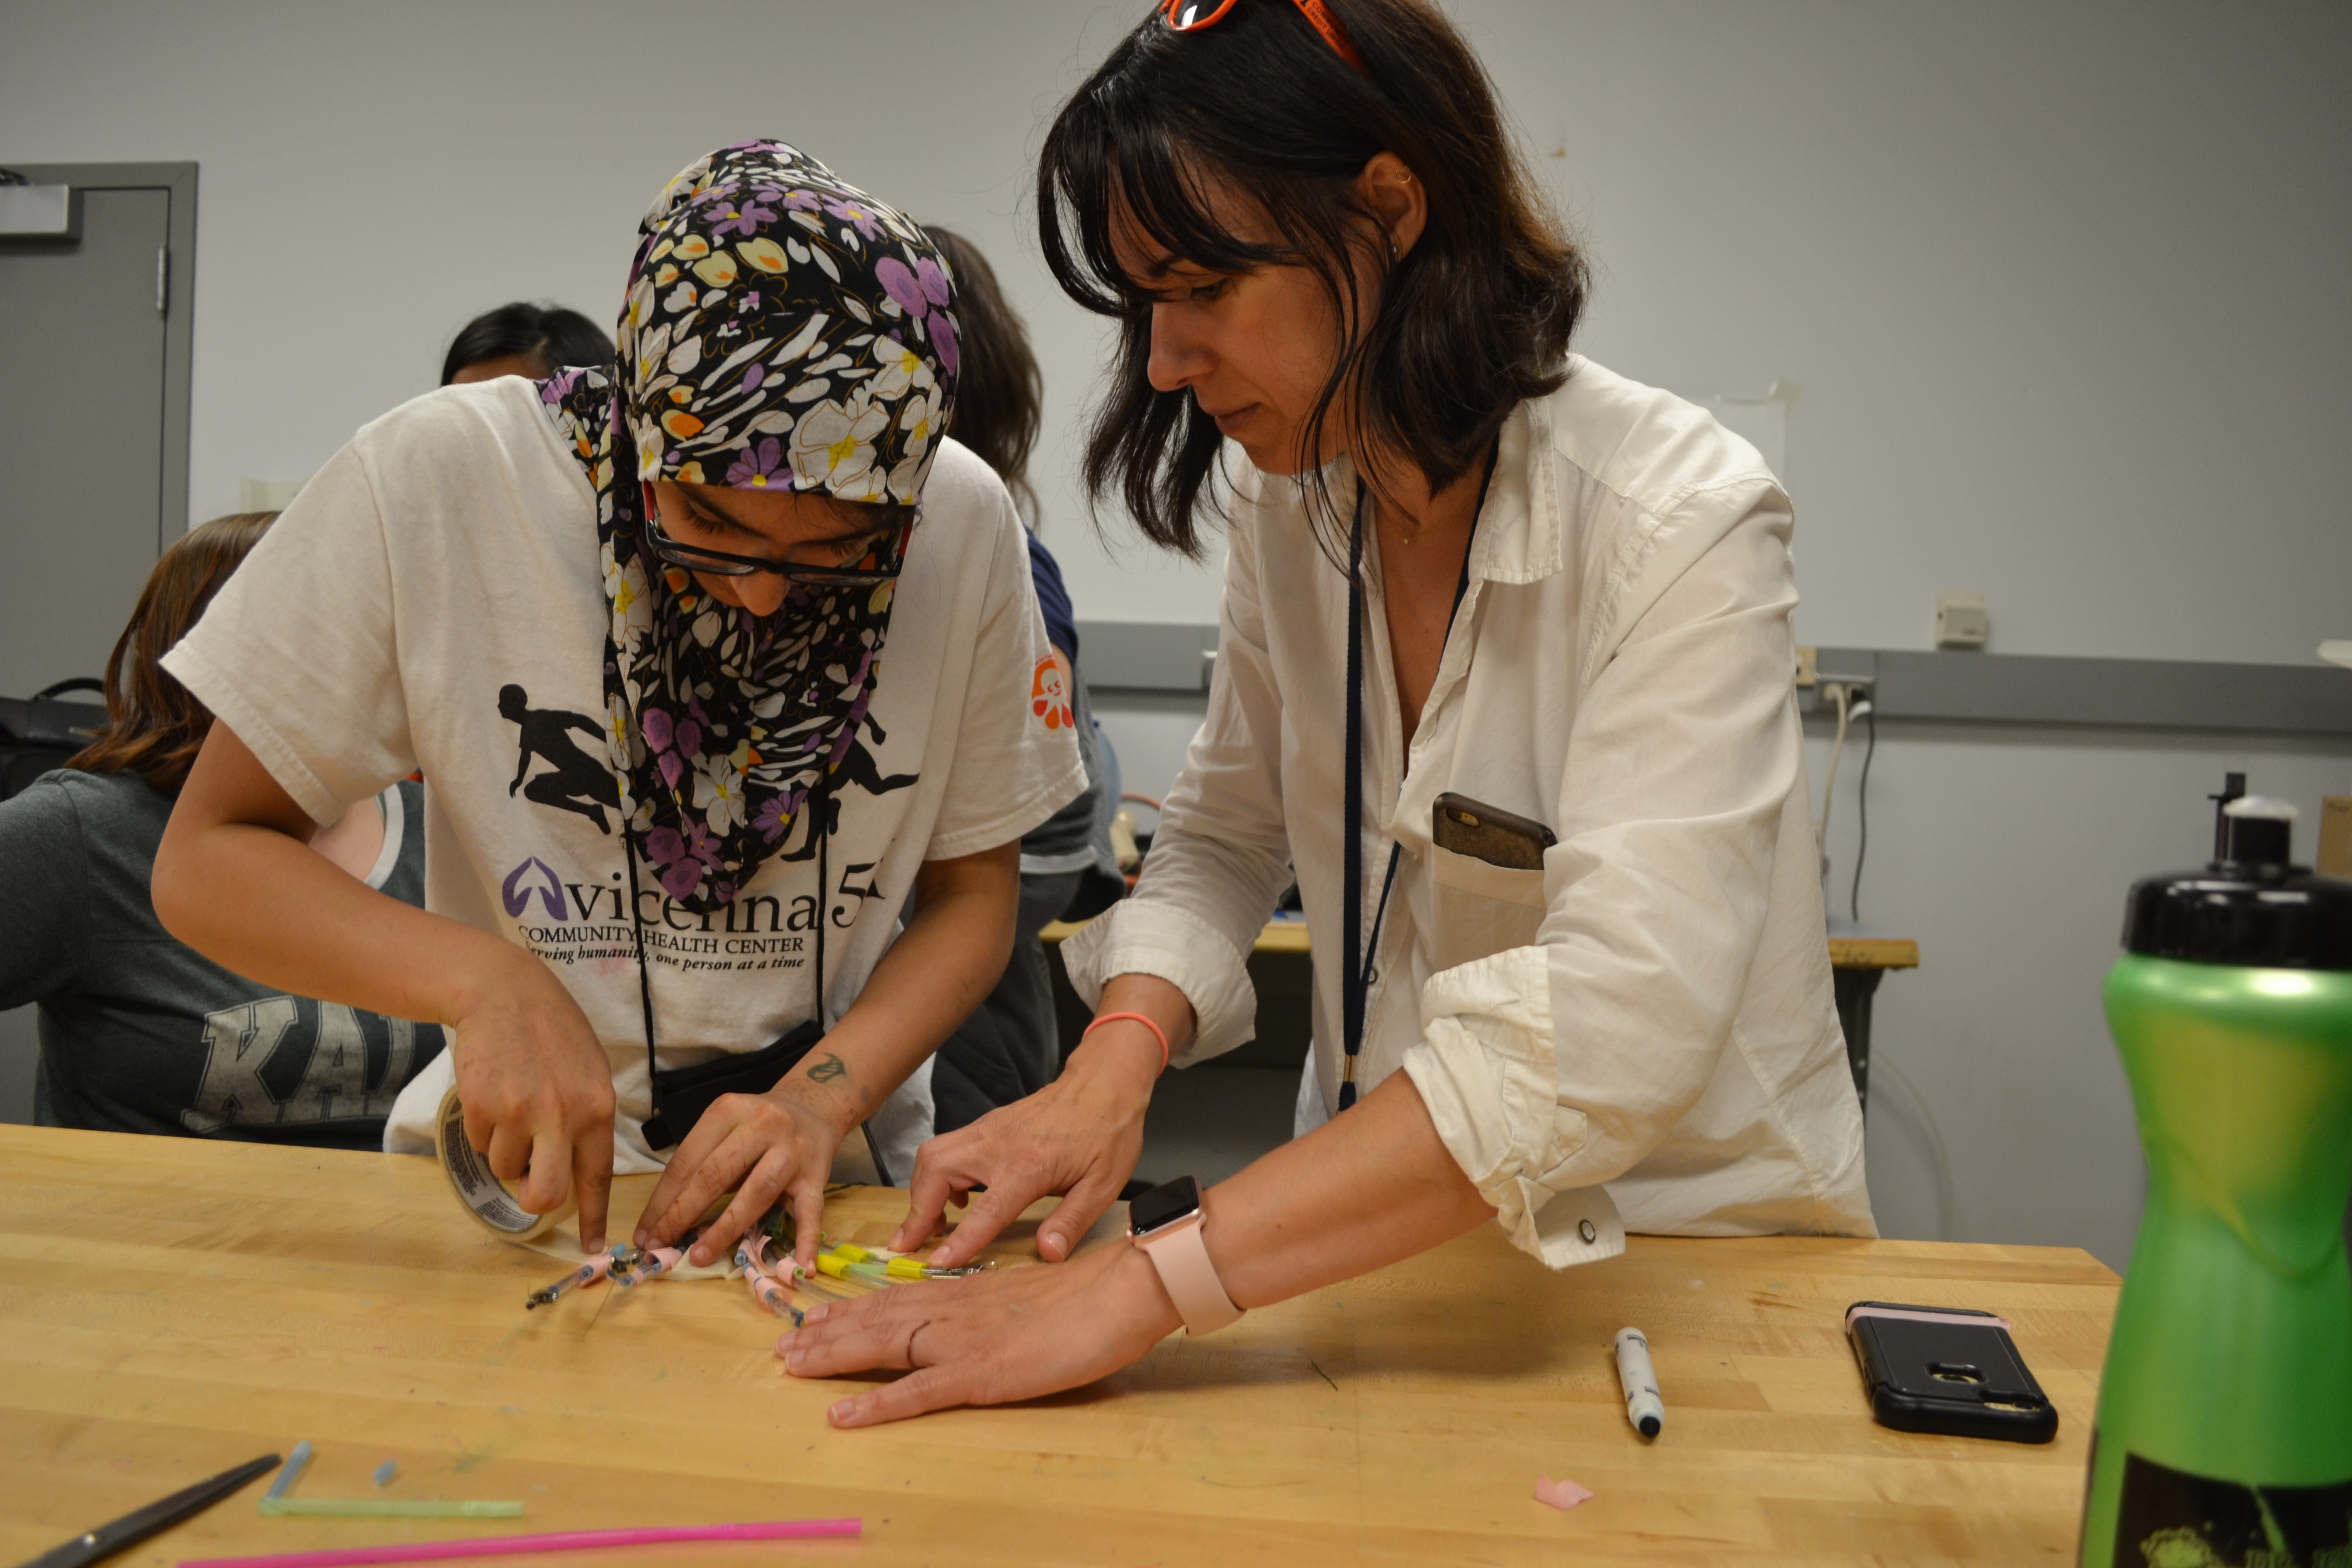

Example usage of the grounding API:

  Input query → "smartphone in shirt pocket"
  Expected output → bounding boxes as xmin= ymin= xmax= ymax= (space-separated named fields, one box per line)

xmin=1429 ymin=793 xmax=1554 ymax=914
xmin=1430 ymin=799 xmax=1542 ymax=893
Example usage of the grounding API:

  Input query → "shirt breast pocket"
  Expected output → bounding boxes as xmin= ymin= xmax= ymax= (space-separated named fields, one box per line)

xmin=1426 ymin=842 xmax=1549 ymax=969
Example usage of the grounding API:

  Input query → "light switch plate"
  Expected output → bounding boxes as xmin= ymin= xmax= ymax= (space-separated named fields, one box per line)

xmin=1935 ymin=591 xmax=1989 ymax=650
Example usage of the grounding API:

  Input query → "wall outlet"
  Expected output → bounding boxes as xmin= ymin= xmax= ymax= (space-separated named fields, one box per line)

xmin=1795 ymin=645 xmax=1818 ymax=688
xmin=1935 ymin=591 xmax=1989 ymax=650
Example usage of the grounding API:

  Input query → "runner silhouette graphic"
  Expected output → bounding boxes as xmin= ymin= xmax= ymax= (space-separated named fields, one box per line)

xmin=499 ymin=684 xmax=619 ymax=834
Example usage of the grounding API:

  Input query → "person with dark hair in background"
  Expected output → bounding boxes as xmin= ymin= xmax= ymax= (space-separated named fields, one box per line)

xmin=441 ymin=301 xmax=613 ymax=387
xmin=0 ymin=513 xmax=442 ymax=1144
xmin=917 ymin=227 xmax=1124 ymax=1135
xmin=787 ymin=0 xmax=1871 ymax=1427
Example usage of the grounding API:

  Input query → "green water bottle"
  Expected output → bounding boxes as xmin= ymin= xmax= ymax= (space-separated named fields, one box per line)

xmin=2080 ymin=790 xmax=2352 ymax=1566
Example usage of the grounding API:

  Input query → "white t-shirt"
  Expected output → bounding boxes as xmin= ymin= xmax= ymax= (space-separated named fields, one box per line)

xmin=166 ymin=378 xmax=1085 ymax=1178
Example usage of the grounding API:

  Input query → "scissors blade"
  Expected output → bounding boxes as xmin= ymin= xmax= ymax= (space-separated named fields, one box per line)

xmin=13 ymin=1452 xmax=281 ymax=1568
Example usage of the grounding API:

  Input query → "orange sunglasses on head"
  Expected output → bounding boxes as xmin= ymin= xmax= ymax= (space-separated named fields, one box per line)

xmin=1160 ymin=0 xmax=1365 ymax=72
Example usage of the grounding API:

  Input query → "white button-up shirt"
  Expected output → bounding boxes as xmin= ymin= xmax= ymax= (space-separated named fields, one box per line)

xmin=1064 ymin=357 xmax=1875 ymax=1268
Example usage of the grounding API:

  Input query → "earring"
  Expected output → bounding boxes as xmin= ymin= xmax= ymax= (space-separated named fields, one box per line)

xmin=1387 ymin=238 xmax=1399 ymax=261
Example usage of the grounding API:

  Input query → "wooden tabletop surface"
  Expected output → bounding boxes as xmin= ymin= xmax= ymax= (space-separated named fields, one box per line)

xmin=0 ymin=1126 xmax=2112 ymax=1566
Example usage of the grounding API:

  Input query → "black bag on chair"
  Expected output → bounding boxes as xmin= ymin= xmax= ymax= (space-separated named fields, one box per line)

xmin=0 ymin=679 xmax=106 ymax=801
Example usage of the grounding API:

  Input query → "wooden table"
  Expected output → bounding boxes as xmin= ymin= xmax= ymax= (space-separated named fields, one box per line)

xmin=1 ymin=1126 xmax=2116 ymax=1566
xmin=1825 ymin=918 xmax=1921 ymax=1114
xmin=1041 ymin=917 xmax=1308 ymax=956
xmin=1044 ymin=917 xmax=1921 ymax=1114
xmin=1051 ymin=917 xmax=1909 ymax=967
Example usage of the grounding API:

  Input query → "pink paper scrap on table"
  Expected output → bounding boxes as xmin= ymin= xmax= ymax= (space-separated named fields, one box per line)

xmin=176 ymin=1518 xmax=861 ymax=1568
xmin=1534 ymin=1474 xmax=1596 ymax=1511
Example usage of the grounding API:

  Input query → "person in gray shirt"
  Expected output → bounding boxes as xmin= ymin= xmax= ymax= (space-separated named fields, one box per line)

xmin=0 ymin=512 xmax=442 ymax=1148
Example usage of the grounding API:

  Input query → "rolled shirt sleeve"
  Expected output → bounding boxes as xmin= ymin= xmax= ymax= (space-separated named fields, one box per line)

xmin=1061 ymin=491 xmax=1294 ymax=1066
xmin=1403 ymin=479 xmax=1806 ymax=1266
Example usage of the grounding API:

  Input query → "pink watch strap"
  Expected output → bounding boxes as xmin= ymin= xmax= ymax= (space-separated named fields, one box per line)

xmin=1130 ymin=1209 xmax=1243 ymax=1336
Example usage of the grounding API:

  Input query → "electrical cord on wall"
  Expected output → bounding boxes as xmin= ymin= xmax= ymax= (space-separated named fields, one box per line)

xmin=1849 ymin=698 xmax=1876 ymax=921
xmin=1815 ymin=683 xmax=1852 ymax=876
xmin=1876 ymin=1050 xmax=1957 ymax=1242
xmin=1813 ymin=676 xmax=1877 ymax=910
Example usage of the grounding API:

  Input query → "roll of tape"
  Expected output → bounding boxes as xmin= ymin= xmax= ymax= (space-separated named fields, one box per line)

xmin=434 ymin=1084 xmax=578 ymax=1243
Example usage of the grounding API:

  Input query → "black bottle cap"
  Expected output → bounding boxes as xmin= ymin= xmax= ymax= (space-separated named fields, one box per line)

xmin=2122 ymin=796 xmax=2352 ymax=969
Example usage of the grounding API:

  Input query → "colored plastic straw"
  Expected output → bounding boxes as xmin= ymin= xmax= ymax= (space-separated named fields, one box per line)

xmin=177 ymin=1517 xmax=862 ymax=1567
xmin=258 ymin=1498 xmax=522 ymax=1518
xmin=263 ymin=1442 xmax=313 ymax=1502
xmin=736 ymin=1238 xmax=804 ymax=1325
xmin=524 ymin=1250 xmax=618 ymax=1309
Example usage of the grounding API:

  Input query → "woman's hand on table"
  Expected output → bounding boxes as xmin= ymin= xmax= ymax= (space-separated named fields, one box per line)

xmin=890 ymin=1018 xmax=1160 ymax=1266
xmin=634 ymin=1075 xmax=845 ymax=1273
xmin=783 ymin=1235 xmax=1181 ymax=1426
xmin=451 ymin=951 xmax=617 ymax=1252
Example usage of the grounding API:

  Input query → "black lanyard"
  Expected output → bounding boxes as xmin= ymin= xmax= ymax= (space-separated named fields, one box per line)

xmin=1337 ymin=446 xmax=1497 ymax=1112
xmin=623 ymin=780 xmax=829 ymax=1118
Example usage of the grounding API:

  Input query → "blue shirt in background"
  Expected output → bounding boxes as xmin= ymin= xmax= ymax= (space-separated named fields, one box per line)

xmin=1026 ymin=530 xmax=1079 ymax=662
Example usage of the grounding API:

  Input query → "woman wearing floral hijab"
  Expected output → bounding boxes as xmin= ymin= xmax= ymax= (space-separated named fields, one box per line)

xmin=154 ymin=141 xmax=1084 ymax=1273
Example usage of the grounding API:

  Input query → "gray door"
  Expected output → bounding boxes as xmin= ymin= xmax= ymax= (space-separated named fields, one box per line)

xmin=0 ymin=164 xmax=193 ymax=1125
xmin=0 ymin=186 xmax=172 ymax=694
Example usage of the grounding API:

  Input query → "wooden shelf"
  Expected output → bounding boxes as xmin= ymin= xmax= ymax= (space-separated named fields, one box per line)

xmin=1050 ymin=916 xmax=1917 ymax=968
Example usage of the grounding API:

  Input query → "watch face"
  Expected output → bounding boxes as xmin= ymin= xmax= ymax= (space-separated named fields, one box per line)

xmin=1128 ymin=1175 xmax=1202 ymax=1237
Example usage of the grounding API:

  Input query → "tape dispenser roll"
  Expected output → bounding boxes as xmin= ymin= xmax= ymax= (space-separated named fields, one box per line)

xmin=434 ymin=1084 xmax=578 ymax=1243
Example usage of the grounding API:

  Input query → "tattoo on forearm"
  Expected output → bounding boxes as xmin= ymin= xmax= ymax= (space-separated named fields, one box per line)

xmin=807 ymin=1053 xmax=848 ymax=1085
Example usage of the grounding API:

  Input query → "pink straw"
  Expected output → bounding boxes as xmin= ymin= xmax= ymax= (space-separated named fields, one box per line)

xmin=178 ymin=1518 xmax=861 ymax=1567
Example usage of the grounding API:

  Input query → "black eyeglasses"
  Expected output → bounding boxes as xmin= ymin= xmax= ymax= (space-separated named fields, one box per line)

xmin=644 ymin=512 xmax=911 ymax=589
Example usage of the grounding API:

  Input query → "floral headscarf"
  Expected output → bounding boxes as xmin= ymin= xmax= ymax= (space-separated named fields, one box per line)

xmin=541 ymin=140 xmax=959 ymax=911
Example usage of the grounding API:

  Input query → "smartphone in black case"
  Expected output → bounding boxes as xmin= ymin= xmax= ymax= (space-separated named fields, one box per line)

xmin=1431 ymin=792 xmax=1557 ymax=871
xmin=1846 ymin=1301 xmax=2059 ymax=1443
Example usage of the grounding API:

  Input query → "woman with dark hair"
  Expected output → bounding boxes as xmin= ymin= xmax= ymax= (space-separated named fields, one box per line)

xmin=0 ymin=513 xmax=442 ymax=1143
xmin=153 ymin=142 xmax=1082 ymax=1272
xmin=915 ymin=226 xmax=1123 ymax=1133
xmin=441 ymin=301 xmax=614 ymax=386
xmin=786 ymin=0 xmax=1871 ymax=1425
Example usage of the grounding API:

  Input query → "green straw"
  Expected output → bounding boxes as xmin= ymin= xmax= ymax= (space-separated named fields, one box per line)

xmin=260 ymin=1499 xmax=525 ymax=1518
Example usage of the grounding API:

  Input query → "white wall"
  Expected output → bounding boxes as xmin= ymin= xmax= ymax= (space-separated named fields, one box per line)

xmin=1488 ymin=0 xmax=2352 ymax=665
xmin=5 ymin=1 xmax=2345 ymax=647
xmin=0 ymin=0 xmax=1223 ymax=619
xmin=5 ymin=2 xmax=2348 ymax=1265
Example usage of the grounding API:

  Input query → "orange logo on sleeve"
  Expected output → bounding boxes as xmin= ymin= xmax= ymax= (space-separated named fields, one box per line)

xmin=1031 ymin=653 xmax=1073 ymax=730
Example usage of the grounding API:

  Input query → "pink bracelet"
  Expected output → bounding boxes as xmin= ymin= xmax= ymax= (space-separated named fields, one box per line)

xmin=1084 ymin=1011 xmax=1171 ymax=1075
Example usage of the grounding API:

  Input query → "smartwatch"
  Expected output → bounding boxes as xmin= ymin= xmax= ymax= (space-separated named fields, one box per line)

xmin=1126 ymin=1176 xmax=1243 ymax=1336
